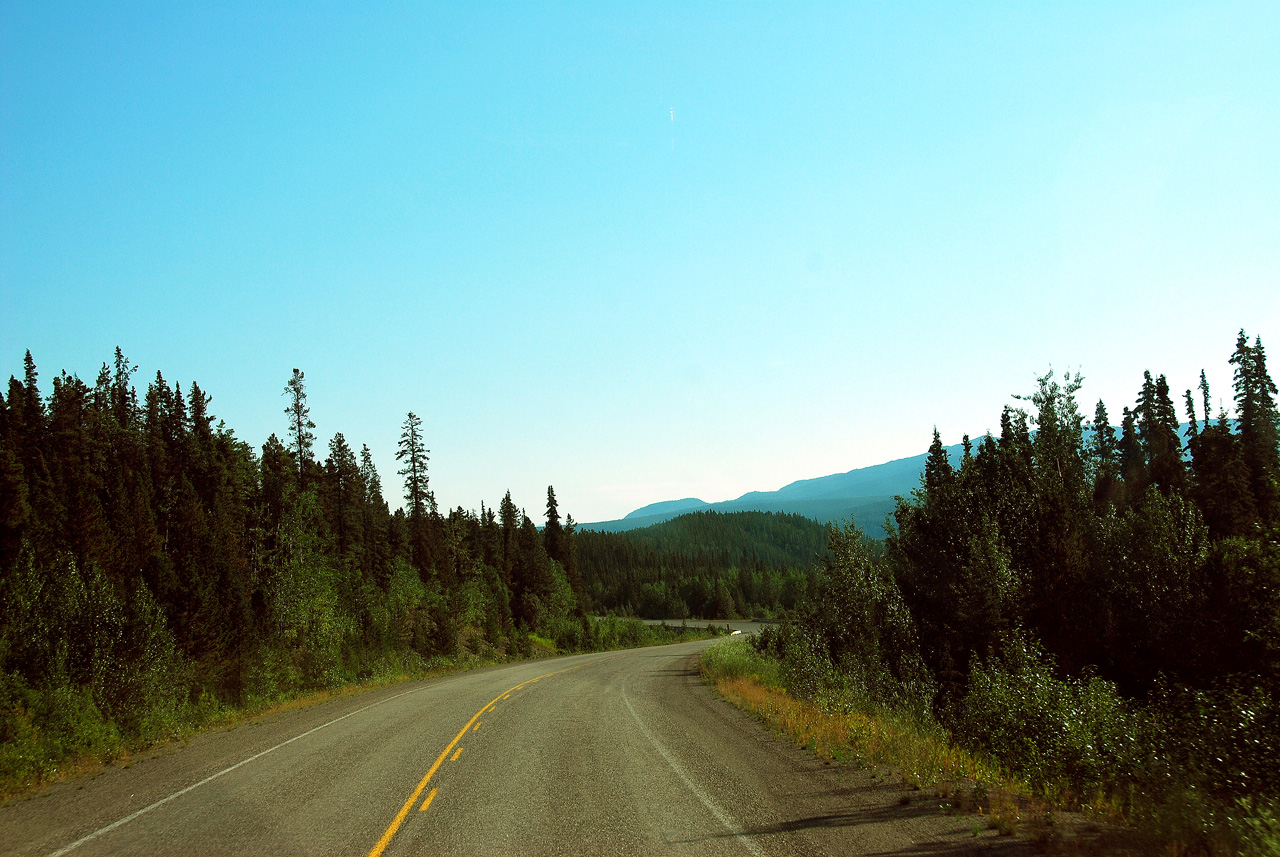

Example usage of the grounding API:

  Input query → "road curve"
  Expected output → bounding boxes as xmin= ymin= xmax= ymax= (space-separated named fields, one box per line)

xmin=2 ymin=640 xmax=1016 ymax=856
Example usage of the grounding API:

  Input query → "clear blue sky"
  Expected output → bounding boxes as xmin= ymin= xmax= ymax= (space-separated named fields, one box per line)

xmin=3 ymin=2 xmax=1278 ymax=523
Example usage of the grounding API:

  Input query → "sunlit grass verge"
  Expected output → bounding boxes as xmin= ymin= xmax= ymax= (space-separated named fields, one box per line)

xmin=706 ymin=642 xmax=1280 ymax=854
xmin=700 ymin=638 xmax=1280 ymax=854
xmin=701 ymin=638 xmax=1017 ymax=789
xmin=698 ymin=637 xmax=1057 ymax=837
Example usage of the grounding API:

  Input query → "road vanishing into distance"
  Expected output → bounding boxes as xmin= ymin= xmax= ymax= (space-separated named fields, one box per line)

xmin=2 ymin=636 xmax=1019 ymax=856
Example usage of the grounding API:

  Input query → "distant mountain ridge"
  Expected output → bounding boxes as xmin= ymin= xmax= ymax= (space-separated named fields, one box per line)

xmin=586 ymin=422 xmax=1209 ymax=535
xmin=584 ymin=444 xmax=968 ymax=536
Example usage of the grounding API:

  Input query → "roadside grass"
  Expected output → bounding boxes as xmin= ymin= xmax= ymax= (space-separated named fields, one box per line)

xmin=703 ymin=638 xmax=1280 ymax=856
xmin=0 ymin=651 xmax=497 ymax=804
xmin=700 ymin=639 xmax=1021 ymax=791
xmin=698 ymin=637 xmax=1106 ymax=844
xmin=528 ymin=634 xmax=560 ymax=656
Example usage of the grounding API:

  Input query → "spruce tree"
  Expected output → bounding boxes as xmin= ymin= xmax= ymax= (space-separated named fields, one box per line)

xmin=543 ymin=485 xmax=563 ymax=566
xmin=1089 ymin=400 xmax=1120 ymax=506
xmin=1118 ymin=406 xmax=1145 ymax=497
xmin=110 ymin=346 xmax=138 ymax=429
xmin=396 ymin=412 xmax=434 ymax=575
xmin=258 ymin=433 xmax=295 ymax=556
xmin=922 ymin=428 xmax=952 ymax=492
xmin=359 ymin=443 xmax=383 ymax=504
xmin=1152 ymin=374 xmax=1186 ymax=493
xmin=0 ymin=390 xmax=28 ymax=571
xmin=563 ymin=512 xmax=586 ymax=615
xmin=396 ymin=412 xmax=431 ymax=520
xmin=1230 ymin=331 xmax=1280 ymax=522
xmin=1135 ymin=371 xmax=1185 ymax=494
xmin=282 ymin=369 xmax=315 ymax=488
xmin=14 ymin=352 xmax=52 ymax=520
xmin=1199 ymin=370 xmax=1212 ymax=431
xmin=1188 ymin=405 xmax=1256 ymax=538
xmin=325 ymin=432 xmax=361 ymax=558
xmin=499 ymin=490 xmax=518 ymax=585
xmin=1090 ymin=400 xmax=1117 ymax=462
xmin=358 ymin=443 xmax=390 ymax=586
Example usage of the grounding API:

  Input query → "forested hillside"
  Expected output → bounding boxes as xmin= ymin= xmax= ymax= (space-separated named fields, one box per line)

xmin=754 ymin=330 xmax=1280 ymax=850
xmin=0 ymin=350 xmax=682 ymax=795
xmin=577 ymin=510 xmax=829 ymax=619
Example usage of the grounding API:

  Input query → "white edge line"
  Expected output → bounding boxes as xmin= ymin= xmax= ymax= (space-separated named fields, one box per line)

xmin=47 ymin=685 xmax=425 ymax=857
xmin=622 ymin=690 xmax=767 ymax=857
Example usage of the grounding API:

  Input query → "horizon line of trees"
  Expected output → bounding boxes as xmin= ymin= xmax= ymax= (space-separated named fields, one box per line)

xmin=576 ymin=510 xmax=830 ymax=619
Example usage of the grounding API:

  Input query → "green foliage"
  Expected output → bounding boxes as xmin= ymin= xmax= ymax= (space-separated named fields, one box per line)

xmin=1147 ymin=677 xmax=1280 ymax=804
xmin=701 ymin=635 xmax=783 ymax=688
xmin=0 ymin=350 xmax=650 ymax=796
xmin=769 ymin=521 xmax=933 ymax=715
xmin=537 ymin=615 xmax=719 ymax=654
xmin=0 ymin=673 xmax=122 ymax=793
xmin=577 ymin=510 xmax=825 ymax=619
xmin=956 ymin=633 xmax=1140 ymax=795
xmin=759 ymin=333 xmax=1280 ymax=847
xmin=1232 ymin=797 xmax=1280 ymax=857
xmin=266 ymin=491 xmax=350 ymax=687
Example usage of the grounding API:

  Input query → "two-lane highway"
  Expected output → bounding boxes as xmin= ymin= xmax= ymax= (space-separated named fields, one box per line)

xmin=2 ymin=640 xmax=1012 ymax=856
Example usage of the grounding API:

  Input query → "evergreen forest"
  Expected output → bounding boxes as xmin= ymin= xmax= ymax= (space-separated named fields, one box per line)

xmin=576 ymin=510 xmax=828 ymax=619
xmin=754 ymin=330 xmax=1280 ymax=848
xmin=0 ymin=352 xmax=706 ymax=795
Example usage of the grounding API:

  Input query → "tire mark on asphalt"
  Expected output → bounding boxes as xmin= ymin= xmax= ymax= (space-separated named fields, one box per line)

xmin=622 ymin=689 xmax=767 ymax=857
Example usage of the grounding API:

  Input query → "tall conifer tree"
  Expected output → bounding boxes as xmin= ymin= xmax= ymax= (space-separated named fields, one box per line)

xmin=1230 ymin=331 xmax=1280 ymax=522
xmin=499 ymin=490 xmax=518 ymax=585
xmin=396 ymin=412 xmax=434 ymax=574
xmin=325 ymin=432 xmax=361 ymax=558
xmin=283 ymin=369 xmax=315 ymax=488
xmin=396 ymin=412 xmax=431 ymax=520
xmin=543 ymin=485 xmax=563 ymax=566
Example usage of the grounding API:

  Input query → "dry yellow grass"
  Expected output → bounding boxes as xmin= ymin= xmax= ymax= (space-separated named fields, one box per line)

xmin=714 ymin=673 xmax=1021 ymax=794
xmin=712 ymin=673 xmax=1095 ymax=843
xmin=706 ymin=667 xmax=1179 ymax=854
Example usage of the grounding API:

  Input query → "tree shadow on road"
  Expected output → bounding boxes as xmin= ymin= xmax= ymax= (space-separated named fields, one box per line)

xmin=666 ymin=800 xmax=1036 ymax=856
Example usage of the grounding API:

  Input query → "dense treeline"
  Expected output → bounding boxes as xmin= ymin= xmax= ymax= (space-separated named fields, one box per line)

xmin=0 ymin=350 xmax=676 ymax=793
xmin=577 ymin=511 xmax=827 ymax=619
xmin=759 ymin=331 xmax=1280 ymax=849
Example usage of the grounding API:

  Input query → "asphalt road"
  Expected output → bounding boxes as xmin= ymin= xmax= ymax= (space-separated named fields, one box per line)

xmin=2 ymin=640 xmax=1022 ymax=856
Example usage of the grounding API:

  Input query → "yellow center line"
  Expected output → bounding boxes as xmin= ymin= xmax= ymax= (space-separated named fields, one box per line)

xmin=418 ymin=788 xmax=438 ymax=812
xmin=367 ymin=653 xmax=628 ymax=857
xmin=472 ymin=722 xmax=481 ymax=731
xmin=450 ymin=747 xmax=464 ymax=762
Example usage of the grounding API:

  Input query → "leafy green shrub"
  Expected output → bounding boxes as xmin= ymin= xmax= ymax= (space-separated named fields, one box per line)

xmin=1232 ymin=797 xmax=1280 ymax=857
xmin=703 ymin=637 xmax=782 ymax=687
xmin=760 ymin=522 xmax=934 ymax=716
xmin=1142 ymin=677 xmax=1280 ymax=820
xmin=0 ymin=672 xmax=123 ymax=793
xmin=594 ymin=616 xmax=648 ymax=649
xmin=539 ymin=614 xmax=587 ymax=651
xmin=956 ymin=632 xmax=1140 ymax=795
